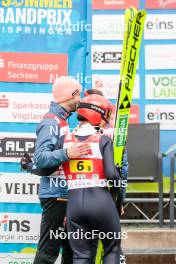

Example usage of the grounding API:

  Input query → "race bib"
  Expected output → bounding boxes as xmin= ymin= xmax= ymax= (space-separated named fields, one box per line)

xmin=69 ymin=160 xmax=93 ymax=173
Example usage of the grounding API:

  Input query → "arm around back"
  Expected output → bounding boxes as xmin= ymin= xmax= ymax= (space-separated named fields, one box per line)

xmin=33 ymin=118 xmax=68 ymax=169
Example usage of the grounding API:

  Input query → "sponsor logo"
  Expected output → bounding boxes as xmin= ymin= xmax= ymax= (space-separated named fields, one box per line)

xmin=93 ymin=51 xmax=121 ymax=64
xmin=0 ymin=249 xmax=62 ymax=264
xmin=91 ymin=45 xmax=122 ymax=70
xmin=0 ymin=92 xmax=51 ymax=123
xmin=92 ymin=0 xmax=139 ymax=10
xmin=0 ymin=52 xmax=67 ymax=83
xmin=0 ymin=181 xmax=39 ymax=196
xmin=0 ymin=173 xmax=40 ymax=203
xmin=0 ymin=213 xmax=41 ymax=243
xmin=145 ymin=0 xmax=176 ymax=9
xmin=120 ymin=12 xmax=144 ymax=110
xmin=146 ymin=19 xmax=173 ymax=30
xmin=108 ymin=104 xmax=139 ymax=129
xmin=116 ymin=116 xmax=128 ymax=147
xmin=0 ymin=133 xmax=36 ymax=161
xmin=0 ymin=0 xmax=78 ymax=36
xmin=145 ymin=15 xmax=176 ymax=40
xmin=90 ymin=104 xmax=105 ymax=114
xmin=145 ymin=105 xmax=176 ymax=130
xmin=0 ymin=138 xmax=35 ymax=156
xmin=0 ymin=94 xmax=9 ymax=108
xmin=92 ymin=74 xmax=139 ymax=99
xmin=0 ymin=253 xmax=34 ymax=264
xmin=0 ymin=214 xmax=30 ymax=232
xmin=0 ymin=58 xmax=4 ymax=68
xmin=145 ymin=45 xmax=176 ymax=70
xmin=129 ymin=105 xmax=140 ymax=124
xmin=72 ymin=89 xmax=80 ymax=96
xmin=147 ymin=109 xmax=174 ymax=121
xmin=92 ymin=15 xmax=124 ymax=40
xmin=146 ymin=75 xmax=176 ymax=99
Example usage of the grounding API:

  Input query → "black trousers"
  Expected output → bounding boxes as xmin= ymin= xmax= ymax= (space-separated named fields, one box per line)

xmin=33 ymin=198 xmax=73 ymax=264
xmin=67 ymin=188 xmax=122 ymax=264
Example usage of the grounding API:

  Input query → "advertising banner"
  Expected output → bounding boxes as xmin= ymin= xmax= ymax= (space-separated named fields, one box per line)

xmin=0 ymin=173 xmax=40 ymax=203
xmin=92 ymin=0 xmax=139 ymax=10
xmin=0 ymin=0 xmax=87 ymax=77
xmin=0 ymin=52 xmax=68 ymax=83
xmin=0 ymin=213 xmax=41 ymax=243
xmin=0 ymin=253 xmax=61 ymax=264
xmin=92 ymin=15 xmax=124 ymax=40
xmin=145 ymin=45 xmax=176 ymax=69
xmin=145 ymin=14 xmax=176 ymax=40
xmin=0 ymin=0 xmax=87 ymax=257
xmin=146 ymin=75 xmax=176 ymax=100
xmin=91 ymin=45 xmax=122 ymax=70
xmin=145 ymin=0 xmax=176 ymax=9
xmin=0 ymin=92 xmax=51 ymax=123
xmin=92 ymin=74 xmax=140 ymax=99
xmin=0 ymin=132 xmax=35 ymax=161
xmin=145 ymin=104 xmax=176 ymax=130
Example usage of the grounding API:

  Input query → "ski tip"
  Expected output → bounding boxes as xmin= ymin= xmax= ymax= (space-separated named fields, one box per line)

xmin=138 ymin=9 xmax=147 ymax=16
xmin=125 ymin=6 xmax=137 ymax=14
xmin=125 ymin=7 xmax=147 ymax=18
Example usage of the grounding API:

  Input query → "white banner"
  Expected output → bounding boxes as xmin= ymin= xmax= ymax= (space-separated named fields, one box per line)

xmin=0 ymin=213 xmax=41 ymax=243
xmin=92 ymin=15 xmax=124 ymax=40
xmin=91 ymin=45 xmax=122 ymax=70
xmin=146 ymin=75 xmax=176 ymax=99
xmin=145 ymin=104 xmax=176 ymax=130
xmin=0 ymin=132 xmax=36 ymax=162
xmin=0 ymin=253 xmax=61 ymax=264
xmin=0 ymin=92 xmax=51 ymax=123
xmin=92 ymin=74 xmax=140 ymax=99
xmin=0 ymin=173 xmax=40 ymax=203
xmin=145 ymin=45 xmax=176 ymax=69
xmin=0 ymin=253 xmax=34 ymax=264
xmin=145 ymin=14 xmax=176 ymax=39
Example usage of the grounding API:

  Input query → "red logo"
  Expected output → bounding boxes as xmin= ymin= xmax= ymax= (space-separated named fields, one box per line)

xmin=129 ymin=105 xmax=140 ymax=124
xmin=0 ymin=58 xmax=4 ymax=68
xmin=107 ymin=104 xmax=139 ymax=127
xmin=92 ymin=0 xmax=139 ymax=10
xmin=0 ymin=52 xmax=68 ymax=84
xmin=0 ymin=95 xmax=9 ymax=108
xmin=94 ymin=79 xmax=103 ymax=88
xmin=145 ymin=0 xmax=176 ymax=9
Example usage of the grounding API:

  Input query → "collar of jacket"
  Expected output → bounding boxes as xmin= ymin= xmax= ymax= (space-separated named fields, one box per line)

xmin=50 ymin=101 xmax=71 ymax=120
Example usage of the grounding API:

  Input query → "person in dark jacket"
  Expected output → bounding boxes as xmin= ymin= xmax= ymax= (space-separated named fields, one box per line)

xmin=61 ymin=94 xmax=124 ymax=264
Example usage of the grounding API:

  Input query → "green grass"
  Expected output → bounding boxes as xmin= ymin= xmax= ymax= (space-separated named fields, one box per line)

xmin=127 ymin=176 xmax=176 ymax=194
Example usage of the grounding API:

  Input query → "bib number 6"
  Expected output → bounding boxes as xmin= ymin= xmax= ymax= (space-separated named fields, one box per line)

xmin=69 ymin=160 xmax=93 ymax=173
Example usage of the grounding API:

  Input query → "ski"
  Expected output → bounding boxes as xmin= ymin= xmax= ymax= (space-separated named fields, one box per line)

xmin=113 ymin=9 xmax=146 ymax=167
xmin=120 ymin=7 xmax=137 ymax=78
xmin=95 ymin=7 xmax=145 ymax=264
xmin=113 ymin=6 xmax=137 ymax=148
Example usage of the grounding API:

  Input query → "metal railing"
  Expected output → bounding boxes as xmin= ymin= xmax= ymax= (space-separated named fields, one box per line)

xmin=170 ymin=154 xmax=176 ymax=228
